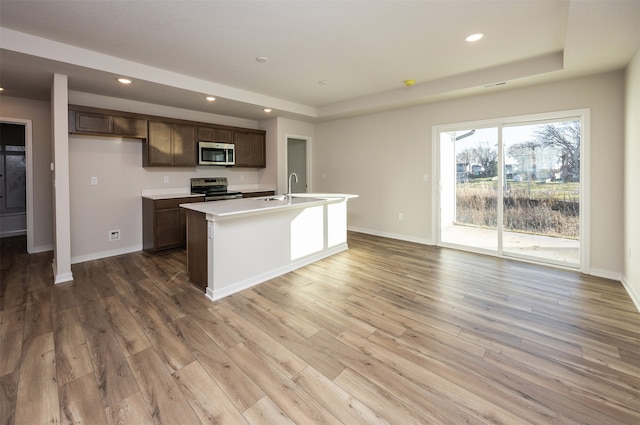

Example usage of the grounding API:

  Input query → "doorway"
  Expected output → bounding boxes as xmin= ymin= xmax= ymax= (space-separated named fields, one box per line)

xmin=435 ymin=110 xmax=588 ymax=270
xmin=0 ymin=123 xmax=27 ymax=236
xmin=0 ymin=119 xmax=33 ymax=252
xmin=287 ymin=137 xmax=309 ymax=193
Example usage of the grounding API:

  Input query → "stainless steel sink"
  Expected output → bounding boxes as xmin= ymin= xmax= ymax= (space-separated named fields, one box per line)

xmin=262 ymin=195 xmax=287 ymax=201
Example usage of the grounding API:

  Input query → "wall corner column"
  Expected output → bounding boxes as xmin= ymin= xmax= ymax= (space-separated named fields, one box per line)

xmin=51 ymin=73 xmax=73 ymax=283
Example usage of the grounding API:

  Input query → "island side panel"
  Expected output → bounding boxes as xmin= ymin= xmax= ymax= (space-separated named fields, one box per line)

xmin=211 ymin=209 xmax=298 ymax=286
xmin=205 ymin=201 xmax=350 ymax=301
xmin=186 ymin=209 xmax=208 ymax=291
xmin=326 ymin=200 xmax=347 ymax=248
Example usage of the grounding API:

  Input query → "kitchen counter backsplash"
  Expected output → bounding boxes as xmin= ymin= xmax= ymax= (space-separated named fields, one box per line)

xmin=228 ymin=184 xmax=277 ymax=192
xmin=141 ymin=188 xmax=197 ymax=200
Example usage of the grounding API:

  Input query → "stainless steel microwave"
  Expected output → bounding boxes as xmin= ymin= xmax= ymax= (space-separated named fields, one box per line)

xmin=198 ymin=142 xmax=235 ymax=166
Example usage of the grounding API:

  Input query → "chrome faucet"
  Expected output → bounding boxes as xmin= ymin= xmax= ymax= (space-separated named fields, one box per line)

xmin=287 ymin=172 xmax=298 ymax=197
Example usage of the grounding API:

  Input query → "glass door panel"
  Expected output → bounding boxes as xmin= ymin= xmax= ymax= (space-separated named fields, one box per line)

xmin=440 ymin=128 xmax=499 ymax=252
xmin=502 ymin=120 xmax=580 ymax=266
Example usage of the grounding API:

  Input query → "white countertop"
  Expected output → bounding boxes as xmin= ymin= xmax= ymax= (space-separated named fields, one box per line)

xmin=143 ymin=193 xmax=206 ymax=200
xmin=141 ymin=185 xmax=277 ymax=200
xmin=180 ymin=193 xmax=356 ymax=220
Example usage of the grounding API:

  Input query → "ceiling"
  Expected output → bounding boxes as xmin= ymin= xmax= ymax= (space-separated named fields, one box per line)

xmin=1 ymin=0 xmax=639 ymax=122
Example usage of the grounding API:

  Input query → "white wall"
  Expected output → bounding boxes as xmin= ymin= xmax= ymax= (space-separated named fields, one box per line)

xmin=315 ymin=71 xmax=626 ymax=278
xmin=0 ymin=96 xmax=53 ymax=252
xmin=624 ymin=50 xmax=640 ymax=309
xmin=68 ymin=134 xmax=276 ymax=262
xmin=2 ymin=70 xmax=629 ymax=283
xmin=258 ymin=117 xmax=278 ymax=187
xmin=1 ymin=91 xmax=283 ymax=263
xmin=67 ymin=93 xmax=278 ymax=262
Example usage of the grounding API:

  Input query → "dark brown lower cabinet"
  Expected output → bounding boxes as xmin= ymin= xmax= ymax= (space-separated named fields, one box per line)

xmin=186 ymin=210 xmax=208 ymax=291
xmin=142 ymin=196 xmax=204 ymax=252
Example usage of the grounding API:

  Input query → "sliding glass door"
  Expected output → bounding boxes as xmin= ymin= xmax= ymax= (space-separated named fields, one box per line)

xmin=502 ymin=121 xmax=580 ymax=265
xmin=440 ymin=127 xmax=499 ymax=252
xmin=437 ymin=111 xmax=586 ymax=269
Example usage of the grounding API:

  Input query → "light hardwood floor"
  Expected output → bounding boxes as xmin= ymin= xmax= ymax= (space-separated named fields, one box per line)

xmin=1 ymin=232 xmax=639 ymax=424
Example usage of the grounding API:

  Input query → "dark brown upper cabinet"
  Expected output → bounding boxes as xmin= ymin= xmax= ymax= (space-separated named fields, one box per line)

xmin=198 ymin=126 xmax=233 ymax=143
xmin=145 ymin=121 xmax=197 ymax=167
xmin=68 ymin=105 xmax=266 ymax=168
xmin=69 ymin=107 xmax=147 ymax=138
xmin=233 ymin=130 xmax=266 ymax=168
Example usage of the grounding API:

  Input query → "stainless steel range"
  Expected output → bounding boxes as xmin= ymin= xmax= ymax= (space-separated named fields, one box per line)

xmin=190 ymin=177 xmax=242 ymax=201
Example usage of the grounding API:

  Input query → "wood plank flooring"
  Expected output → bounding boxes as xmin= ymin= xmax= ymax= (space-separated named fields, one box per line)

xmin=1 ymin=232 xmax=639 ymax=424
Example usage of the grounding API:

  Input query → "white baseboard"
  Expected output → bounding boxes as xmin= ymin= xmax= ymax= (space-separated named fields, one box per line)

xmin=71 ymin=244 xmax=143 ymax=264
xmin=588 ymin=268 xmax=622 ymax=282
xmin=621 ymin=276 xmax=640 ymax=313
xmin=52 ymin=261 xmax=73 ymax=284
xmin=31 ymin=244 xmax=54 ymax=254
xmin=348 ymin=226 xmax=433 ymax=246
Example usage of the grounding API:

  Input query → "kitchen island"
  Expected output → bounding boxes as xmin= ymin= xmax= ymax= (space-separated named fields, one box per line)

xmin=180 ymin=194 xmax=357 ymax=301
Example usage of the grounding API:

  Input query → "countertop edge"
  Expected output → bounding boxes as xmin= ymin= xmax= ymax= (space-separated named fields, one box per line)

xmin=142 ymin=193 xmax=205 ymax=200
xmin=180 ymin=194 xmax=355 ymax=221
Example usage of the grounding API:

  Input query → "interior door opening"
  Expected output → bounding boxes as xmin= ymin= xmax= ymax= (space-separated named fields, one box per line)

xmin=0 ymin=117 xmax=36 ymax=253
xmin=436 ymin=111 xmax=587 ymax=270
xmin=287 ymin=137 xmax=309 ymax=194
xmin=0 ymin=123 xmax=27 ymax=240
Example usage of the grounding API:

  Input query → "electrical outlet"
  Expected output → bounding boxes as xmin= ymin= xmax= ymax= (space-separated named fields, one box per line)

xmin=399 ymin=212 xmax=404 ymax=221
xmin=91 ymin=176 xmax=98 ymax=185
xmin=163 ymin=175 xmax=169 ymax=184
xmin=108 ymin=230 xmax=120 ymax=241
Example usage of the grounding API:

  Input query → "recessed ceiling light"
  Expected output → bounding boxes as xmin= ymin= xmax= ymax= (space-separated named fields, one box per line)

xmin=205 ymin=96 xmax=216 ymax=102
xmin=117 ymin=78 xmax=132 ymax=84
xmin=465 ymin=33 xmax=484 ymax=42
xmin=263 ymin=108 xmax=272 ymax=113
xmin=256 ymin=56 xmax=268 ymax=63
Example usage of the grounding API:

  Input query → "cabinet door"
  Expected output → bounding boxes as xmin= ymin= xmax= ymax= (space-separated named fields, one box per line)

xmin=75 ymin=111 xmax=114 ymax=134
xmin=215 ymin=128 xmax=233 ymax=143
xmin=234 ymin=131 xmax=266 ymax=168
xmin=154 ymin=208 xmax=183 ymax=250
xmin=198 ymin=127 xmax=233 ymax=143
xmin=147 ymin=121 xmax=173 ymax=166
xmin=114 ymin=116 xmax=147 ymax=138
xmin=233 ymin=130 xmax=252 ymax=167
xmin=250 ymin=133 xmax=266 ymax=168
xmin=198 ymin=127 xmax=215 ymax=142
xmin=173 ymin=124 xmax=197 ymax=166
